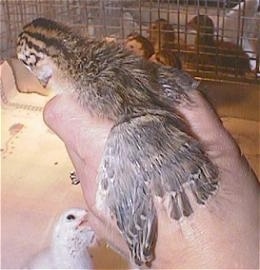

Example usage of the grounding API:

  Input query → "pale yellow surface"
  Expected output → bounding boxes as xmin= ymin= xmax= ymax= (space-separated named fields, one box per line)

xmin=1 ymin=61 xmax=259 ymax=269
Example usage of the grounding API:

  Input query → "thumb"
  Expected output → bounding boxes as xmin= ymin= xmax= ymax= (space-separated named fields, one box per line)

xmin=178 ymin=90 xmax=240 ymax=157
xmin=43 ymin=93 xmax=113 ymax=161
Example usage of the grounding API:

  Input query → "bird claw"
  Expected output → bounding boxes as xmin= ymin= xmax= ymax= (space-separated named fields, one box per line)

xmin=70 ymin=171 xmax=80 ymax=185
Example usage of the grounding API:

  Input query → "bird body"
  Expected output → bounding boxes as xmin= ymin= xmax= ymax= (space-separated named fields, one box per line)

xmin=186 ymin=14 xmax=250 ymax=75
xmin=17 ymin=18 xmax=218 ymax=266
xmin=149 ymin=18 xmax=176 ymax=52
xmin=24 ymin=208 xmax=95 ymax=269
xmin=148 ymin=19 xmax=182 ymax=69
xmin=125 ymin=32 xmax=182 ymax=69
xmin=149 ymin=49 xmax=182 ymax=69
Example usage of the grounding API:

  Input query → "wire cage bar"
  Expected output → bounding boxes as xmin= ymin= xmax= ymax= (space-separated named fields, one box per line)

xmin=0 ymin=0 xmax=259 ymax=84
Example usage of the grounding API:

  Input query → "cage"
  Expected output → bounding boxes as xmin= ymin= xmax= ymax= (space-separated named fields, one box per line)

xmin=1 ymin=0 xmax=259 ymax=269
xmin=1 ymin=0 xmax=260 ymax=83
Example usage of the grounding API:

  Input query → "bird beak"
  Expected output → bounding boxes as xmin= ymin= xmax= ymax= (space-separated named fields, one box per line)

xmin=77 ymin=213 xmax=89 ymax=228
xmin=38 ymin=74 xmax=52 ymax=88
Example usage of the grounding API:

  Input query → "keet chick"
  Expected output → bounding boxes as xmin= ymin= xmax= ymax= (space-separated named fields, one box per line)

xmin=24 ymin=208 xmax=95 ymax=269
xmin=186 ymin=14 xmax=250 ymax=75
xmin=17 ymin=18 xmax=218 ymax=267
xmin=125 ymin=32 xmax=155 ymax=59
xmin=148 ymin=18 xmax=176 ymax=52
xmin=125 ymin=33 xmax=181 ymax=69
xmin=148 ymin=19 xmax=182 ymax=69
xmin=150 ymin=49 xmax=182 ymax=69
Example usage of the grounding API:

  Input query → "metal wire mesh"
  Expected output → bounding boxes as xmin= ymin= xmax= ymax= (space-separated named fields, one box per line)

xmin=0 ymin=0 xmax=259 ymax=84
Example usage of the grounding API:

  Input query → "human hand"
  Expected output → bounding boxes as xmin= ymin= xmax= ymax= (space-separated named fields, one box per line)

xmin=43 ymin=91 xmax=259 ymax=268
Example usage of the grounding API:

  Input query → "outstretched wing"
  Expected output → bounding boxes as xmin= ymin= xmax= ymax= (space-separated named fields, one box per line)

xmin=96 ymin=112 xmax=218 ymax=266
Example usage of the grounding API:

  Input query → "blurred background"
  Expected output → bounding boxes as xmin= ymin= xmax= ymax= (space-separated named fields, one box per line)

xmin=1 ymin=0 xmax=259 ymax=82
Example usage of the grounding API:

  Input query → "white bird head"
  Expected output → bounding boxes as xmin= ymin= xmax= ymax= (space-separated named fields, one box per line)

xmin=53 ymin=208 xmax=96 ymax=248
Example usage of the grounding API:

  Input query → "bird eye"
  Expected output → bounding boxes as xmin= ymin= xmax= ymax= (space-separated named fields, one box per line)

xmin=66 ymin=214 xmax=76 ymax=220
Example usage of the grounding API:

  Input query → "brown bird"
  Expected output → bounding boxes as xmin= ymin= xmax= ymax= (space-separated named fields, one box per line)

xmin=148 ymin=18 xmax=176 ymax=52
xmin=149 ymin=49 xmax=182 ymax=69
xmin=17 ymin=18 xmax=218 ymax=267
xmin=186 ymin=14 xmax=250 ymax=75
xmin=125 ymin=32 xmax=181 ymax=69
xmin=148 ymin=19 xmax=182 ymax=69
xmin=125 ymin=32 xmax=154 ymax=59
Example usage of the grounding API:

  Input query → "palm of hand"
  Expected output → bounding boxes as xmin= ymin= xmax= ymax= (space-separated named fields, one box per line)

xmin=44 ymin=91 xmax=259 ymax=268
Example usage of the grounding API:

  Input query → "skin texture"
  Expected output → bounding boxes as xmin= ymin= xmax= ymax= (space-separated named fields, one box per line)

xmin=44 ymin=90 xmax=259 ymax=268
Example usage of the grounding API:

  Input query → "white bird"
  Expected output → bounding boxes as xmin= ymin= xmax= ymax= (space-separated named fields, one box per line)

xmin=24 ymin=208 xmax=95 ymax=269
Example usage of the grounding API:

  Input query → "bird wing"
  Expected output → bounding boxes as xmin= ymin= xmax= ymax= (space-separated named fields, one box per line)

xmin=96 ymin=112 xmax=218 ymax=266
xmin=143 ymin=62 xmax=199 ymax=106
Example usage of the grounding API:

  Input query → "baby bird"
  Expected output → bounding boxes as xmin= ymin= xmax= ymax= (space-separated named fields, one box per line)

xmin=148 ymin=19 xmax=182 ymax=69
xmin=149 ymin=49 xmax=182 ymax=69
xmin=148 ymin=18 xmax=175 ymax=52
xmin=125 ymin=33 xmax=181 ymax=69
xmin=186 ymin=14 xmax=250 ymax=75
xmin=24 ymin=208 xmax=95 ymax=269
xmin=125 ymin=32 xmax=155 ymax=59
xmin=17 ymin=18 xmax=218 ymax=267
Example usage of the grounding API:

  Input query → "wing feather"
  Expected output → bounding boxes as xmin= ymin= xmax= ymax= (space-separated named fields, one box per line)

xmin=96 ymin=112 xmax=218 ymax=265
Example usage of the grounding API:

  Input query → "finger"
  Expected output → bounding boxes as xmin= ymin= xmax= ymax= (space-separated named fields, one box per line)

xmin=66 ymin=147 xmax=99 ymax=208
xmin=43 ymin=94 xmax=113 ymax=161
xmin=44 ymin=94 xmax=114 ymax=217
xmin=66 ymin=147 xmax=130 ymax=260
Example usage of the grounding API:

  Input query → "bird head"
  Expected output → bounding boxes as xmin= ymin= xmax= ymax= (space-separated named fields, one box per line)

xmin=16 ymin=17 xmax=79 ymax=93
xmin=53 ymin=208 xmax=96 ymax=248
xmin=148 ymin=19 xmax=175 ymax=50
xmin=125 ymin=32 xmax=154 ymax=58
xmin=187 ymin=14 xmax=214 ymax=35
